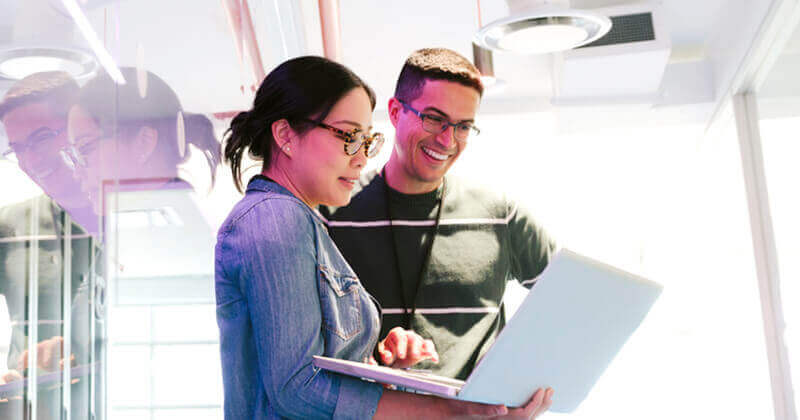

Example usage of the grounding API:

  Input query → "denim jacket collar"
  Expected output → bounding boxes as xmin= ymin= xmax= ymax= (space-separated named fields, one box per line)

xmin=246 ymin=175 xmax=327 ymax=226
xmin=246 ymin=174 xmax=290 ymax=194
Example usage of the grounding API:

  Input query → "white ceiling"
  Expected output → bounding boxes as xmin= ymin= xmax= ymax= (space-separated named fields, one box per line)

xmin=336 ymin=0 xmax=726 ymax=108
xmin=0 ymin=0 xmax=794 ymax=126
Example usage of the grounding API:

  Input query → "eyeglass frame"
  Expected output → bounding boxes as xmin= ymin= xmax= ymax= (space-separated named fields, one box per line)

xmin=302 ymin=119 xmax=384 ymax=157
xmin=59 ymin=132 xmax=108 ymax=170
xmin=1 ymin=126 xmax=65 ymax=162
xmin=396 ymin=99 xmax=480 ymax=140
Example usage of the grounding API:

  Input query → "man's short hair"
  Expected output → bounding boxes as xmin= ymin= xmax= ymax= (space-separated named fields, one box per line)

xmin=0 ymin=71 xmax=80 ymax=120
xmin=394 ymin=48 xmax=484 ymax=102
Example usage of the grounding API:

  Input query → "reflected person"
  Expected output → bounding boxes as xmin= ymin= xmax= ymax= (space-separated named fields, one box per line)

xmin=64 ymin=67 xmax=221 ymax=212
xmin=0 ymin=72 xmax=100 ymax=419
xmin=0 ymin=71 xmax=95 ymax=233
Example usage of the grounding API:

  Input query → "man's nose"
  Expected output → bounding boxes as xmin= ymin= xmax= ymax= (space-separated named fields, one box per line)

xmin=434 ymin=124 xmax=455 ymax=148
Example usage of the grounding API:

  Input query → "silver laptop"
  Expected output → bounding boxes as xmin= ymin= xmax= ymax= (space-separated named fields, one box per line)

xmin=313 ymin=248 xmax=663 ymax=412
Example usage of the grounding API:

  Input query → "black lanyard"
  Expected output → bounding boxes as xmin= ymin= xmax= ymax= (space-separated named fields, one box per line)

xmin=381 ymin=170 xmax=446 ymax=329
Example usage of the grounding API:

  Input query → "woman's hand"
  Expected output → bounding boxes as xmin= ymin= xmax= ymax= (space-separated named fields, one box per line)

xmin=374 ymin=387 xmax=553 ymax=419
xmin=377 ymin=327 xmax=439 ymax=369
xmin=436 ymin=387 xmax=553 ymax=419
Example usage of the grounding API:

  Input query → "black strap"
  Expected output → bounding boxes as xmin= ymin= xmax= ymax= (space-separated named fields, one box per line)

xmin=381 ymin=169 xmax=445 ymax=329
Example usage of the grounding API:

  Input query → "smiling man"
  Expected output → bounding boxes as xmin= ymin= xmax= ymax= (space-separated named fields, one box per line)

xmin=0 ymin=71 xmax=96 ymax=233
xmin=321 ymin=48 xmax=557 ymax=380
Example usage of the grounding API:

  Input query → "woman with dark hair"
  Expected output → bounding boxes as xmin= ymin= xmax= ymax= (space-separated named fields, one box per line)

xmin=216 ymin=56 xmax=533 ymax=418
xmin=65 ymin=67 xmax=221 ymax=212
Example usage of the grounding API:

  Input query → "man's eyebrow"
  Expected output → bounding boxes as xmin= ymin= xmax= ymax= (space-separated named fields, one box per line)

xmin=421 ymin=107 xmax=475 ymax=124
xmin=330 ymin=120 xmax=373 ymax=130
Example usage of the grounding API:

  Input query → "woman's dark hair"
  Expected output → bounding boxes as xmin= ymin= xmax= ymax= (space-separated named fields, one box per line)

xmin=78 ymin=67 xmax=221 ymax=185
xmin=224 ymin=56 xmax=377 ymax=193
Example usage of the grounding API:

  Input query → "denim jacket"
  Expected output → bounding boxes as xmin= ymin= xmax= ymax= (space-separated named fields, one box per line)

xmin=215 ymin=177 xmax=384 ymax=419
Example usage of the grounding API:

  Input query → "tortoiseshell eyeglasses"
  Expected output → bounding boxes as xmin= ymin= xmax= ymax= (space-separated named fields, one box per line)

xmin=304 ymin=119 xmax=385 ymax=158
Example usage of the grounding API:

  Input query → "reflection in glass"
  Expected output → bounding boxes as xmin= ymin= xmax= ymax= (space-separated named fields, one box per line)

xmin=63 ymin=67 xmax=223 ymax=418
xmin=0 ymin=71 xmax=96 ymax=235
xmin=65 ymin=67 xmax=220 ymax=214
xmin=1 ymin=70 xmax=102 ymax=420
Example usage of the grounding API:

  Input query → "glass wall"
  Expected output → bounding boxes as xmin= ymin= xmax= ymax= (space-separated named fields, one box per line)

xmin=0 ymin=0 xmax=106 ymax=415
xmin=0 ymin=0 xmax=791 ymax=419
xmin=1 ymin=1 xmax=238 ymax=418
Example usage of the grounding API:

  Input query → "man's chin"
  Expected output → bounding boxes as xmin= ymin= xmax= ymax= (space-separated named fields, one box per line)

xmin=415 ymin=169 xmax=447 ymax=186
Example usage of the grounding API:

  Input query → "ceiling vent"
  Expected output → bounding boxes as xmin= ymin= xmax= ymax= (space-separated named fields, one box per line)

xmin=551 ymin=1 xmax=670 ymax=105
xmin=579 ymin=12 xmax=655 ymax=48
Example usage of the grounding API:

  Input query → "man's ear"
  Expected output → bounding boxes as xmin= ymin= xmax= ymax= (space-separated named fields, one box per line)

xmin=134 ymin=126 xmax=158 ymax=164
xmin=271 ymin=119 xmax=294 ymax=157
xmin=387 ymin=97 xmax=402 ymax=129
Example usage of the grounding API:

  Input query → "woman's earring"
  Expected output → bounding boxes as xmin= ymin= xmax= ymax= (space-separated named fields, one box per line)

xmin=283 ymin=144 xmax=291 ymax=152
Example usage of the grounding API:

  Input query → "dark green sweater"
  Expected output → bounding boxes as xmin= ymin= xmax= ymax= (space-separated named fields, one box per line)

xmin=321 ymin=170 xmax=556 ymax=380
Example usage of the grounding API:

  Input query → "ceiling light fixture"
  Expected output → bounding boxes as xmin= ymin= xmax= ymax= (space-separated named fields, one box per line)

xmin=473 ymin=42 xmax=497 ymax=88
xmin=474 ymin=0 xmax=612 ymax=54
xmin=473 ymin=0 xmax=505 ymax=91
xmin=115 ymin=207 xmax=184 ymax=229
xmin=0 ymin=47 xmax=98 ymax=81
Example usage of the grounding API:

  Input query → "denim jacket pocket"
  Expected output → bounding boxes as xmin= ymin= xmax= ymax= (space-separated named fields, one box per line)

xmin=318 ymin=265 xmax=363 ymax=341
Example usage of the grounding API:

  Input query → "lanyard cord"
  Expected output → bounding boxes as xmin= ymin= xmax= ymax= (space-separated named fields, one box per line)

xmin=381 ymin=169 xmax=446 ymax=329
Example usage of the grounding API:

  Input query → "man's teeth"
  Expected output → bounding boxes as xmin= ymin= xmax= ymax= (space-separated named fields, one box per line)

xmin=422 ymin=147 xmax=448 ymax=161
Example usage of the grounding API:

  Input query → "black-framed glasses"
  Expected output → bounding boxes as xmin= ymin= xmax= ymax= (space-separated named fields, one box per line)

xmin=1 ymin=127 xmax=64 ymax=163
xmin=304 ymin=119 xmax=385 ymax=158
xmin=398 ymin=99 xmax=480 ymax=141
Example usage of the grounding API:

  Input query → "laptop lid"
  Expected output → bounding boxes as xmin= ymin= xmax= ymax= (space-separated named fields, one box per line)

xmin=456 ymin=248 xmax=663 ymax=412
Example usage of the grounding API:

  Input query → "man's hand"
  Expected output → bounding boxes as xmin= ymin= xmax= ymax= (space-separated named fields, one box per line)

xmin=377 ymin=327 xmax=439 ymax=369
xmin=17 ymin=336 xmax=65 ymax=372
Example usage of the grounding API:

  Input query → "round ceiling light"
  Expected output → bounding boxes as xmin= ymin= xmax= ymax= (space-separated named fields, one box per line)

xmin=0 ymin=47 xmax=98 ymax=81
xmin=474 ymin=9 xmax=612 ymax=54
